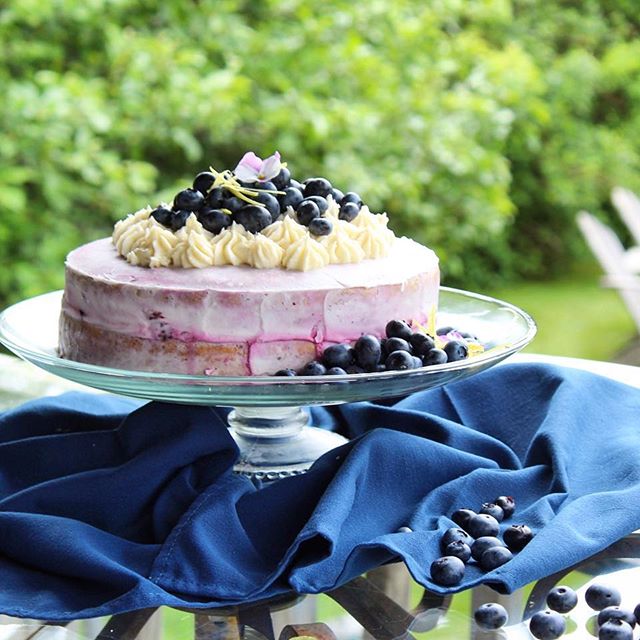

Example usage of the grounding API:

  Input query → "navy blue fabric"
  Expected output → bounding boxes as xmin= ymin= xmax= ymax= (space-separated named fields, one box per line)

xmin=1 ymin=363 xmax=640 ymax=620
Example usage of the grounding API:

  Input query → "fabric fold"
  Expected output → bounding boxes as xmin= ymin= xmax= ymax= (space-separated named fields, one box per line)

xmin=0 ymin=363 xmax=639 ymax=620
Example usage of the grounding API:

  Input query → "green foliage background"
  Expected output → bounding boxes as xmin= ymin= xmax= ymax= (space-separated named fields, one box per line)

xmin=2 ymin=0 xmax=640 ymax=306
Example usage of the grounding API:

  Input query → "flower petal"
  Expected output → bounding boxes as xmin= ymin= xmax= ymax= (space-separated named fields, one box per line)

xmin=259 ymin=151 xmax=282 ymax=181
xmin=234 ymin=152 xmax=262 ymax=182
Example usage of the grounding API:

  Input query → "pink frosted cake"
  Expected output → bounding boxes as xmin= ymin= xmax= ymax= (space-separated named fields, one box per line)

xmin=59 ymin=152 xmax=440 ymax=375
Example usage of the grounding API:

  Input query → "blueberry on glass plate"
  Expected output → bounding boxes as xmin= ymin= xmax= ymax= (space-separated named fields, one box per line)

xmin=586 ymin=583 xmax=622 ymax=611
xmin=354 ymin=335 xmax=382 ymax=371
xmin=529 ymin=610 xmax=566 ymax=639
xmin=597 ymin=606 xmax=636 ymax=629
xmin=321 ymin=344 xmax=355 ymax=370
xmin=598 ymin=619 xmax=633 ymax=640
xmin=546 ymin=585 xmax=578 ymax=613
xmin=474 ymin=602 xmax=508 ymax=630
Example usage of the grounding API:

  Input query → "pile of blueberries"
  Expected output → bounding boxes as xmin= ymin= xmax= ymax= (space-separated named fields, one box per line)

xmin=429 ymin=496 xmax=534 ymax=589
xmin=476 ymin=582 xmax=640 ymax=639
xmin=275 ymin=320 xmax=473 ymax=377
xmin=149 ymin=167 xmax=367 ymax=236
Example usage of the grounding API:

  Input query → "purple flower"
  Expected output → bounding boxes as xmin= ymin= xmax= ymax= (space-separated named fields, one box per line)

xmin=234 ymin=151 xmax=282 ymax=183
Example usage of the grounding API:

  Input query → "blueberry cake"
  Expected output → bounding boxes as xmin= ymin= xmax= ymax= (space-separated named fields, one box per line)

xmin=59 ymin=152 xmax=440 ymax=375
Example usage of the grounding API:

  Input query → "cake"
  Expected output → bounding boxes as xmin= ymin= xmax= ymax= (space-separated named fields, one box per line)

xmin=59 ymin=152 xmax=440 ymax=375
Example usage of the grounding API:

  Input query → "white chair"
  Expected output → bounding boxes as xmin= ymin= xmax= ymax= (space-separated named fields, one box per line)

xmin=611 ymin=187 xmax=640 ymax=272
xmin=612 ymin=186 xmax=640 ymax=246
xmin=576 ymin=210 xmax=640 ymax=333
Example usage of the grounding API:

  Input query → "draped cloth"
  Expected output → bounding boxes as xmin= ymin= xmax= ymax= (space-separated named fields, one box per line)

xmin=0 ymin=363 xmax=639 ymax=620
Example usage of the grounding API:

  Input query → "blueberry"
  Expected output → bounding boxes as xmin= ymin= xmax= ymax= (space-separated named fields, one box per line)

xmin=289 ymin=178 xmax=303 ymax=190
xmin=598 ymin=606 xmax=636 ymax=628
xmin=385 ymin=350 xmax=415 ymax=371
xmin=423 ymin=349 xmax=448 ymax=366
xmin=345 ymin=364 xmax=366 ymax=374
xmin=444 ymin=540 xmax=472 ymax=563
xmin=385 ymin=320 xmax=412 ymax=341
xmin=224 ymin=196 xmax=245 ymax=212
xmin=321 ymin=344 xmax=355 ymax=370
xmin=466 ymin=514 xmax=500 ymax=539
xmin=150 ymin=206 xmax=173 ymax=227
xmin=444 ymin=339 xmax=469 ymax=362
xmin=451 ymin=508 xmax=476 ymax=530
xmin=635 ymin=602 xmax=640 ymax=624
xmin=296 ymin=200 xmax=321 ymax=226
xmin=304 ymin=177 xmax=333 ymax=198
xmin=503 ymin=524 xmax=534 ymax=551
xmin=272 ymin=166 xmax=291 ymax=190
xmin=192 ymin=171 xmax=216 ymax=195
xmin=354 ymin=335 xmax=382 ymax=370
xmin=169 ymin=210 xmax=190 ymax=231
xmin=298 ymin=361 xmax=327 ymax=376
xmin=494 ymin=495 xmax=516 ymax=518
xmin=474 ymin=603 xmax=508 ymax=630
xmin=326 ymin=367 xmax=347 ymax=375
xmin=341 ymin=191 xmax=363 ymax=207
xmin=396 ymin=526 xmax=413 ymax=533
xmin=436 ymin=326 xmax=455 ymax=335
xmin=479 ymin=502 xmax=504 ymax=522
xmin=254 ymin=191 xmax=281 ymax=218
xmin=430 ymin=556 xmax=465 ymax=587
xmin=305 ymin=195 xmax=329 ymax=214
xmin=529 ymin=610 xmax=566 ymax=640
xmin=274 ymin=368 xmax=297 ymax=376
xmin=586 ymin=584 xmax=622 ymax=611
xmin=599 ymin=619 xmax=634 ymax=640
xmin=480 ymin=546 xmax=513 ymax=571
xmin=441 ymin=527 xmax=474 ymax=548
xmin=339 ymin=202 xmax=361 ymax=222
xmin=330 ymin=187 xmax=344 ymax=203
xmin=173 ymin=188 xmax=205 ymax=212
xmin=197 ymin=207 xmax=232 ymax=234
xmin=471 ymin=536 xmax=505 ymax=561
xmin=412 ymin=356 xmax=423 ymax=369
xmin=385 ymin=337 xmax=411 ymax=354
xmin=256 ymin=180 xmax=277 ymax=192
xmin=232 ymin=205 xmax=272 ymax=233
xmin=308 ymin=217 xmax=333 ymax=236
xmin=546 ymin=585 xmax=578 ymax=614
xmin=206 ymin=187 xmax=228 ymax=209
xmin=277 ymin=187 xmax=303 ymax=211
xmin=409 ymin=332 xmax=435 ymax=356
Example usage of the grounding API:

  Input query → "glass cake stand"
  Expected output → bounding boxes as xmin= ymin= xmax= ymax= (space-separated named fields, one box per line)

xmin=0 ymin=288 xmax=536 ymax=481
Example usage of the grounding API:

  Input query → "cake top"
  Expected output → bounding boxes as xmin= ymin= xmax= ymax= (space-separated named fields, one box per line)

xmin=112 ymin=151 xmax=399 ymax=271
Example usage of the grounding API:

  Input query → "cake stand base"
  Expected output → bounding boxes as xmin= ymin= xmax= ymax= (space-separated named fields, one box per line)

xmin=227 ymin=406 xmax=348 ymax=482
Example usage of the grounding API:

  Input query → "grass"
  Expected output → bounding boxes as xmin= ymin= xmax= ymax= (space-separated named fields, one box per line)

xmin=483 ymin=269 xmax=637 ymax=362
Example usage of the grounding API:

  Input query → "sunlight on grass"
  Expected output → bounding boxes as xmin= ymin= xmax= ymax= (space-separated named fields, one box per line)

xmin=484 ymin=273 xmax=637 ymax=362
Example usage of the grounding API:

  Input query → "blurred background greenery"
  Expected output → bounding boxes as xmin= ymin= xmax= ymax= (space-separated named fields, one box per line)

xmin=2 ymin=0 xmax=640 ymax=358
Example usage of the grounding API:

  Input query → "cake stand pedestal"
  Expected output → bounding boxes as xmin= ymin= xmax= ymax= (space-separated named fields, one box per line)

xmin=228 ymin=406 xmax=347 ymax=480
xmin=0 ymin=287 xmax=536 ymax=482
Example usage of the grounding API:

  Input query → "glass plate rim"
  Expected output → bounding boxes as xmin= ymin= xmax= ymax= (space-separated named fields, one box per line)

xmin=0 ymin=286 xmax=537 ymax=387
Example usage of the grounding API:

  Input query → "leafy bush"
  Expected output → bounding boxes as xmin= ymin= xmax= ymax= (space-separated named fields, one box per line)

xmin=1 ymin=0 xmax=640 ymax=306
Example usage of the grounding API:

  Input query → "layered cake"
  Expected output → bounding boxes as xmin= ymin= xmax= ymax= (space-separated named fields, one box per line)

xmin=59 ymin=152 xmax=440 ymax=375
